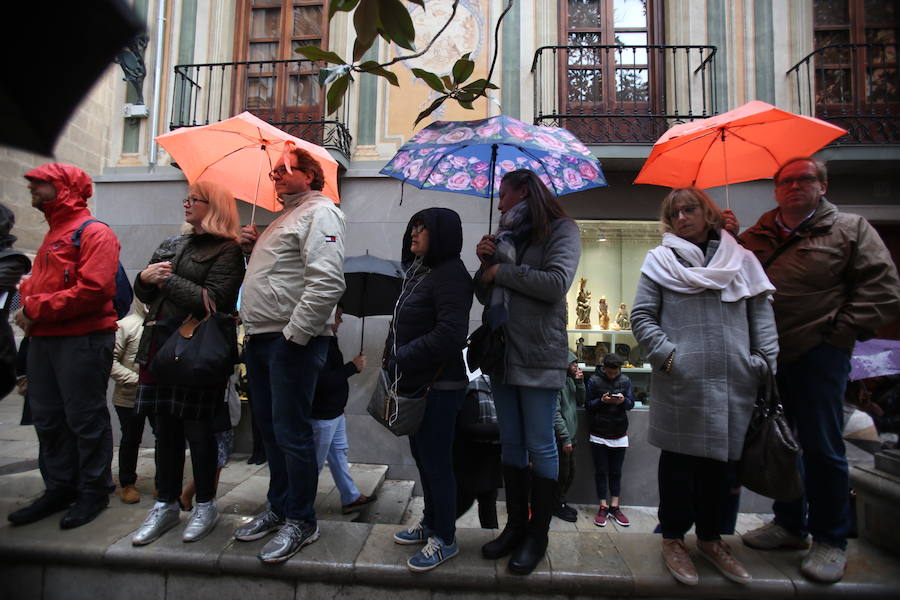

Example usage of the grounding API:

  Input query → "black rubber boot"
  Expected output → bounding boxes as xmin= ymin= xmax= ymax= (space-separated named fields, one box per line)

xmin=508 ymin=475 xmax=556 ymax=575
xmin=482 ymin=465 xmax=530 ymax=559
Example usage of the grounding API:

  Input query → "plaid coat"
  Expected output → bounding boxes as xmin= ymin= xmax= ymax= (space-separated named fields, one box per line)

xmin=630 ymin=241 xmax=779 ymax=462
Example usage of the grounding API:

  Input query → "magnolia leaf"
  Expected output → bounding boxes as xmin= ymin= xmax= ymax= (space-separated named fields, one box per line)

xmin=441 ymin=75 xmax=454 ymax=89
xmin=326 ymin=74 xmax=352 ymax=115
xmin=462 ymin=78 xmax=499 ymax=91
xmin=353 ymin=0 xmax=380 ymax=61
xmin=329 ymin=0 xmax=360 ymax=19
xmin=456 ymin=91 xmax=477 ymax=103
xmin=359 ymin=61 xmax=399 ymax=86
xmin=411 ymin=68 xmax=445 ymax=93
xmin=458 ymin=100 xmax=474 ymax=109
xmin=406 ymin=0 xmax=425 ymax=8
xmin=452 ymin=54 xmax=474 ymax=84
xmin=415 ymin=96 xmax=448 ymax=125
xmin=377 ymin=0 xmax=416 ymax=51
xmin=295 ymin=46 xmax=346 ymax=65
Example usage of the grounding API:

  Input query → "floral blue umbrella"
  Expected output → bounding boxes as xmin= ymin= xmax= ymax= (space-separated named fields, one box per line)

xmin=379 ymin=115 xmax=607 ymax=230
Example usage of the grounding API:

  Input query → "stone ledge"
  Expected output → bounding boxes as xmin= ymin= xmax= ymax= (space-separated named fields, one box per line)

xmin=1 ymin=514 xmax=898 ymax=598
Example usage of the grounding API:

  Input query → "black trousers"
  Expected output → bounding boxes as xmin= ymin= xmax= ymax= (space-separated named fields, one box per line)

xmin=657 ymin=449 xmax=727 ymax=541
xmin=456 ymin=487 xmax=499 ymax=529
xmin=28 ymin=333 xmax=115 ymax=498
xmin=590 ymin=443 xmax=627 ymax=502
xmin=154 ymin=414 xmax=217 ymax=503
xmin=556 ymin=440 xmax=576 ymax=503
xmin=114 ymin=405 xmax=156 ymax=487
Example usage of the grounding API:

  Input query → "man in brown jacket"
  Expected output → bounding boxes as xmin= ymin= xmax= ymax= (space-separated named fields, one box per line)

xmin=739 ymin=157 xmax=900 ymax=584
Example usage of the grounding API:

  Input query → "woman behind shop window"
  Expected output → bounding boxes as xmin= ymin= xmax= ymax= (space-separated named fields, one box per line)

xmin=630 ymin=187 xmax=778 ymax=586
xmin=473 ymin=169 xmax=581 ymax=575
xmin=129 ymin=181 xmax=245 ymax=546
xmin=387 ymin=208 xmax=473 ymax=573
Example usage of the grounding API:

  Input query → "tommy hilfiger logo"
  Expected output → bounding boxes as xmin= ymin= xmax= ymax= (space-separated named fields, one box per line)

xmin=324 ymin=235 xmax=338 ymax=243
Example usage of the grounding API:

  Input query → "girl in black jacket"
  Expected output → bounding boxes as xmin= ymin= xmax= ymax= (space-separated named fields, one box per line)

xmin=385 ymin=208 xmax=473 ymax=573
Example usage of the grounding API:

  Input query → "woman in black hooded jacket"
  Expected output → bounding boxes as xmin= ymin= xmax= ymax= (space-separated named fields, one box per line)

xmin=385 ymin=207 xmax=473 ymax=572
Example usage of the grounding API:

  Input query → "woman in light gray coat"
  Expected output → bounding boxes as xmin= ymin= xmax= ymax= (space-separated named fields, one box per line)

xmin=631 ymin=188 xmax=778 ymax=587
xmin=474 ymin=169 xmax=580 ymax=576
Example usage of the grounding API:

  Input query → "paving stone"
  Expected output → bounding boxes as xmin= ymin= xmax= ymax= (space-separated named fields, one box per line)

xmin=167 ymin=571 xmax=295 ymax=600
xmin=0 ymin=425 xmax=39 ymax=442
xmin=299 ymin=583 xmax=428 ymax=600
xmin=364 ymin=479 xmax=414 ymax=525
xmin=216 ymin=474 xmax=270 ymax=516
xmin=43 ymin=565 xmax=165 ymax=600
xmin=547 ymin=529 xmax=633 ymax=595
xmin=0 ymin=562 xmax=43 ymax=600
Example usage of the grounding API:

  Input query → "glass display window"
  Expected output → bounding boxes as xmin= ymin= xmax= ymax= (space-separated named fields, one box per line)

xmin=567 ymin=219 xmax=661 ymax=405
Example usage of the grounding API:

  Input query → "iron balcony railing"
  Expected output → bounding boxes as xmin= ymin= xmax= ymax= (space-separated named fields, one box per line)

xmin=787 ymin=42 xmax=899 ymax=144
xmin=531 ymin=44 xmax=718 ymax=144
xmin=170 ymin=58 xmax=352 ymax=157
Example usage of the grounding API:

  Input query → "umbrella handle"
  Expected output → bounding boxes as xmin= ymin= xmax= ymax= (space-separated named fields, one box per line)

xmin=360 ymin=316 xmax=365 ymax=355
xmin=488 ymin=143 xmax=498 ymax=233
xmin=250 ymin=144 xmax=266 ymax=223
xmin=720 ymin=129 xmax=731 ymax=210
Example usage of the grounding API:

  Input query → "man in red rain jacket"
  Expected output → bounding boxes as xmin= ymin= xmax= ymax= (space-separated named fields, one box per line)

xmin=9 ymin=163 xmax=120 ymax=529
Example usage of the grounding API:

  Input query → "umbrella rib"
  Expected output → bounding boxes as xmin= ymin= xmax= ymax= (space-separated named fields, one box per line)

xmin=194 ymin=142 xmax=258 ymax=181
xmin=517 ymin=146 xmax=563 ymax=194
xmin=690 ymin=128 xmax=724 ymax=187
xmin=722 ymin=126 xmax=780 ymax=167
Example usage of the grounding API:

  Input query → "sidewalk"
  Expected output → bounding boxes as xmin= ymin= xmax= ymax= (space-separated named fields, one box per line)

xmin=2 ymin=392 xmax=899 ymax=599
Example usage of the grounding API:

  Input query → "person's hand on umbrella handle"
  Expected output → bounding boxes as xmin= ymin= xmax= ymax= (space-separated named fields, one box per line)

xmin=476 ymin=235 xmax=496 ymax=268
xmin=722 ymin=209 xmax=740 ymax=236
xmin=139 ymin=261 xmax=172 ymax=287
xmin=240 ymin=224 xmax=259 ymax=253
xmin=352 ymin=354 xmax=367 ymax=373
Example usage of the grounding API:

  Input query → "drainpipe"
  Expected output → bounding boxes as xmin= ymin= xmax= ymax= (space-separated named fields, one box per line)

xmin=148 ymin=0 xmax=167 ymax=168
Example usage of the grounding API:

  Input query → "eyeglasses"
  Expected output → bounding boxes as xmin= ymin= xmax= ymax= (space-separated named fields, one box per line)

xmin=775 ymin=175 xmax=820 ymax=188
xmin=668 ymin=204 xmax=700 ymax=221
xmin=268 ymin=164 xmax=302 ymax=181
xmin=410 ymin=223 xmax=426 ymax=234
xmin=183 ymin=196 xmax=209 ymax=206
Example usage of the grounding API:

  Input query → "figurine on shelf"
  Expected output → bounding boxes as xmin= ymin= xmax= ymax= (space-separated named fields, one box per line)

xmin=612 ymin=302 xmax=630 ymax=331
xmin=597 ymin=296 xmax=610 ymax=330
xmin=576 ymin=337 xmax=585 ymax=362
xmin=575 ymin=278 xmax=592 ymax=329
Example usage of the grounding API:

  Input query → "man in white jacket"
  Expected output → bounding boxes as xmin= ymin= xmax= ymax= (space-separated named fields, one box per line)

xmin=233 ymin=147 xmax=346 ymax=564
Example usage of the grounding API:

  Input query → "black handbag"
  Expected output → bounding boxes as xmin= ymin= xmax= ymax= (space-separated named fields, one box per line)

xmin=466 ymin=324 xmax=505 ymax=373
xmin=739 ymin=351 xmax=804 ymax=502
xmin=366 ymin=368 xmax=431 ymax=437
xmin=150 ymin=288 xmax=238 ymax=387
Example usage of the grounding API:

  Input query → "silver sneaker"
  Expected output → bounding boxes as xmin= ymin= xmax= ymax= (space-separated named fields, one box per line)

xmin=234 ymin=508 xmax=285 ymax=541
xmin=258 ymin=519 xmax=319 ymax=564
xmin=132 ymin=505 xmax=181 ymax=546
xmin=742 ymin=520 xmax=810 ymax=550
xmin=183 ymin=500 xmax=219 ymax=543
xmin=800 ymin=542 xmax=846 ymax=583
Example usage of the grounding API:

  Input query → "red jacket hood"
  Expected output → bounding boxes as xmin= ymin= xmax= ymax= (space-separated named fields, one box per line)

xmin=24 ymin=163 xmax=93 ymax=227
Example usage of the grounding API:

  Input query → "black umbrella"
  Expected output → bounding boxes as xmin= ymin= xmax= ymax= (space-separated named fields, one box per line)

xmin=343 ymin=253 xmax=403 ymax=354
xmin=1 ymin=1 xmax=143 ymax=156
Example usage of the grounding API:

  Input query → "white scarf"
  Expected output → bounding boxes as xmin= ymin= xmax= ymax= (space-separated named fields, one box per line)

xmin=640 ymin=230 xmax=774 ymax=302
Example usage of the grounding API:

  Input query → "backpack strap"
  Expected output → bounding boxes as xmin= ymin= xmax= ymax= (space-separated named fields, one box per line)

xmin=70 ymin=218 xmax=106 ymax=247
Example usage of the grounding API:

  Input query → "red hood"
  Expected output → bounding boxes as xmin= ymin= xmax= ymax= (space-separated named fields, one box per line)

xmin=24 ymin=163 xmax=93 ymax=227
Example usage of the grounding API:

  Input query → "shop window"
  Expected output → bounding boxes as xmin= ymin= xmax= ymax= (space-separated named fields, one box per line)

xmin=567 ymin=220 xmax=660 ymax=405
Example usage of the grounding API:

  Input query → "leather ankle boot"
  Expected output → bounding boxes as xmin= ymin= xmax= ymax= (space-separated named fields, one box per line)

xmin=508 ymin=475 xmax=556 ymax=575
xmin=482 ymin=465 xmax=530 ymax=559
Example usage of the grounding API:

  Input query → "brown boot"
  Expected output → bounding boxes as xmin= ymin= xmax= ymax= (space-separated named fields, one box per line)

xmin=119 ymin=485 xmax=140 ymax=504
xmin=661 ymin=539 xmax=699 ymax=586
xmin=697 ymin=539 xmax=751 ymax=584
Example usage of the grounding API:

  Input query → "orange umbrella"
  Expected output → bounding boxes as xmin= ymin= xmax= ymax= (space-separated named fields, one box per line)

xmin=634 ymin=101 xmax=847 ymax=206
xmin=155 ymin=112 xmax=340 ymax=219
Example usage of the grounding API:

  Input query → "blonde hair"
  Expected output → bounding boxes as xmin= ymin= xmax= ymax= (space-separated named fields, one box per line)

xmin=189 ymin=181 xmax=240 ymax=242
xmin=659 ymin=187 xmax=723 ymax=235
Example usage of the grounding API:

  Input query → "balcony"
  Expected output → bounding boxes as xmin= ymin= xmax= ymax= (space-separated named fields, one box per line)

xmin=787 ymin=42 xmax=899 ymax=144
xmin=170 ymin=59 xmax=352 ymax=158
xmin=531 ymin=45 xmax=718 ymax=144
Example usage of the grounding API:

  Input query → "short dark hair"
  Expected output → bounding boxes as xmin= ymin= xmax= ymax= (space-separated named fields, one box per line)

xmin=288 ymin=147 xmax=325 ymax=191
xmin=774 ymin=157 xmax=827 ymax=184
xmin=603 ymin=353 xmax=624 ymax=368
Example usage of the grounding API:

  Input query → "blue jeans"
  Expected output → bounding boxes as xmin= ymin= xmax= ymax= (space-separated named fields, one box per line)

xmin=311 ymin=414 xmax=360 ymax=506
xmin=491 ymin=382 xmax=559 ymax=480
xmin=245 ymin=333 xmax=328 ymax=522
xmin=409 ymin=387 xmax=463 ymax=544
xmin=774 ymin=343 xmax=851 ymax=549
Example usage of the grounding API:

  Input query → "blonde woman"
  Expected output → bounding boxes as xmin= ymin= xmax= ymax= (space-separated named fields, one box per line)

xmin=130 ymin=181 xmax=245 ymax=546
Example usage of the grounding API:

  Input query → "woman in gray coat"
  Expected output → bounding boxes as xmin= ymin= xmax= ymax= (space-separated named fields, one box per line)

xmin=631 ymin=188 xmax=778 ymax=587
xmin=474 ymin=169 xmax=580 ymax=575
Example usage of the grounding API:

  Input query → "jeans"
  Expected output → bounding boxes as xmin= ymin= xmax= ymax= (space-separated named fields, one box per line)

xmin=245 ymin=333 xmax=328 ymax=522
xmin=590 ymin=444 xmax=626 ymax=502
xmin=658 ymin=450 xmax=727 ymax=541
xmin=311 ymin=414 xmax=360 ymax=506
xmin=114 ymin=405 xmax=156 ymax=487
xmin=409 ymin=387 xmax=463 ymax=544
xmin=774 ymin=342 xmax=851 ymax=549
xmin=491 ymin=382 xmax=559 ymax=480
xmin=155 ymin=413 xmax=217 ymax=503
xmin=28 ymin=333 xmax=115 ymax=498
